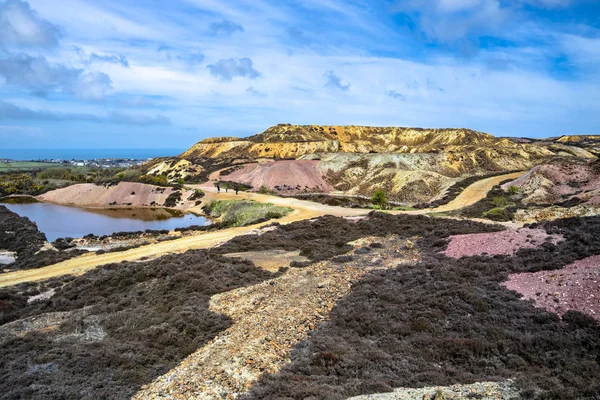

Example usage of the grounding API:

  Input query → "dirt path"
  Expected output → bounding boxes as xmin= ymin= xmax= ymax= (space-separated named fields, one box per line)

xmin=0 ymin=171 xmax=524 ymax=288
xmin=429 ymin=172 xmax=525 ymax=213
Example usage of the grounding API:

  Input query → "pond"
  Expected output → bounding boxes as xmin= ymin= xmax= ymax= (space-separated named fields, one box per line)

xmin=3 ymin=201 xmax=210 ymax=242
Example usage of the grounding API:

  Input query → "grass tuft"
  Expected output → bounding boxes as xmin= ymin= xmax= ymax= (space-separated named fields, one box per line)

xmin=204 ymin=200 xmax=292 ymax=227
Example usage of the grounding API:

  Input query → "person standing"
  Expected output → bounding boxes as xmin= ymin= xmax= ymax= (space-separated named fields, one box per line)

xmin=216 ymin=183 xmax=220 ymax=193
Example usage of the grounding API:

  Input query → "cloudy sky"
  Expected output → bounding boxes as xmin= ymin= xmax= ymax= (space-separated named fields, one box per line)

xmin=1 ymin=0 xmax=599 ymax=148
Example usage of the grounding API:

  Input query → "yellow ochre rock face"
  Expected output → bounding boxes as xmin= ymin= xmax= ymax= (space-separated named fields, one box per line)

xmin=180 ymin=124 xmax=596 ymax=160
xmin=180 ymin=125 xmax=496 ymax=159
xmin=555 ymin=135 xmax=600 ymax=143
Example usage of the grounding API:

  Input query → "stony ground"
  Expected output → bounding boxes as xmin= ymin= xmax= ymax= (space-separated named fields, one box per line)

xmin=347 ymin=380 xmax=520 ymax=400
xmin=134 ymin=235 xmax=421 ymax=399
xmin=502 ymin=160 xmax=600 ymax=206
xmin=0 ymin=251 xmax=16 ymax=265
xmin=504 ymin=254 xmax=600 ymax=321
xmin=443 ymin=227 xmax=562 ymax=258
xmin=222 ymin=249 xmax=309 ymax=272
xmin=514 ymin=204 xmax=600 ymax=224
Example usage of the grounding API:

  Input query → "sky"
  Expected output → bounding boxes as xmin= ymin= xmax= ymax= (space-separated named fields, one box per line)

xmin=0 ymin=0 xmax=599 ymax=148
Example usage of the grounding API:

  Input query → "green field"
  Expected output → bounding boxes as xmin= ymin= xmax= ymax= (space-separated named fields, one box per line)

xmin=0 ymin=162 xmax=57 ymax=171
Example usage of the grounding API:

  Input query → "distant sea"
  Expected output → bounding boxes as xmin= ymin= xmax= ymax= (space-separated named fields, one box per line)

xmin=0 ymin=148 xmax=186 ymax=161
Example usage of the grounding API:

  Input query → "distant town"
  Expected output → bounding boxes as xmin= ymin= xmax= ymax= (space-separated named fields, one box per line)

xmin=0 ymin=158 xmax=150 ymax=169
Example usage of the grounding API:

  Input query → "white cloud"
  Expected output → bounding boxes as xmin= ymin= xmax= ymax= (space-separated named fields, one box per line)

xmin=395 ymin=0 xmax=509 ymax=43
xmin=324 ymin=70 xmax=350 ymax=91
xmin=207 ymin=57 xmax=261 ymax=81
xmin=1 ymin=0 xmax=598 ymax=145
xmin=437 ymin=0 xmax=484 ymax=13
xmin=0 ymin=52 xmax=113 ymax=99
xmin=0 ymin=99 xmax=170 ymax=125
xmin=524 ymin=0 xmax=571 ymax=8
xmin=0 ymin=0 xmax=60 ymax=48
xmin=0 ymin=124 xmax=45 ymax=136
xmin=208 ymin=19 xmax=243 ymax=36
xmin=246 ymin=86 xmax=266 ymax=97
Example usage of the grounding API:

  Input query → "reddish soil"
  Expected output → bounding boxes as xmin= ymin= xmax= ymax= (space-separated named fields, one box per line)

xmin=220 ymin=160 xmax=332 ymax=192
xmin=444 ymin=228 xmax=562 ymax=258
xmin=502 ymin=161 xmax=600 ymax=205
xmin=504 ymin=254 xmax=600 ymax=321
xmin=38 ymin=182 xmax=193 ymax=209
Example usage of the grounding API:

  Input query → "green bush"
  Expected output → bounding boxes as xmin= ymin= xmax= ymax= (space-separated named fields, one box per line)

xmin=258 ymin=185 xmax=276 ymax=195
xmin=507 ymin=185 xmax=520 ymax=195
xmin=138 ymin=174 xmax=169 ymax=186
xmin=204 ymin=200 xmax=292 ymax=227
xmin=491 ymin=195 xmax=512 ymax=208
xmin=371 ymin=190 xmax=387 ymax=209
xmin=190 ymin=189 xmax=205 ymax=201
xmin=116 ymin=168 xmax=143 ymax=181
xmin=482 ymin=207 xmax=512 ymax=221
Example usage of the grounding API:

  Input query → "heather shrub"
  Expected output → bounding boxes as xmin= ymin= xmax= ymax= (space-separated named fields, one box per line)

xmin=242 ymin=214 xmax=600 ymax=400
xmin=0 ymin=250 xmax=278 ymax=399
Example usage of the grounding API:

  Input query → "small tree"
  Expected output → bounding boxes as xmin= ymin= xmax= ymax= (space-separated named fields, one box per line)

xmin=507 ymin=185 xmax=520 ymax=195
xmin=371 ymin=190 xmax=387 ymax=209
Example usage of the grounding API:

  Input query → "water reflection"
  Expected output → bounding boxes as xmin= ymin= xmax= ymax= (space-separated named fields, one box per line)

xmin=2 ymin=201 xmax=209 ymax=242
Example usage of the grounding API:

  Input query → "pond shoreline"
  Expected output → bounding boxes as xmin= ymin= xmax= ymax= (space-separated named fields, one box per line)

xmin=2 ymin=201 xmax=211 ymax=242
xmin=1 ymin=194 xmax=206 ymax=217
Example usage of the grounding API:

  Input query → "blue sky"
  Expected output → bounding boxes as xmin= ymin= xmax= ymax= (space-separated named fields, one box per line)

xmin=0 ymin=0 xmax=599 ymax=148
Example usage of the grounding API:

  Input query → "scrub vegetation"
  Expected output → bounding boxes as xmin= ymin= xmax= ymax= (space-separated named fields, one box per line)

xmin=203 ymin=200 xmax=292 ymax=227
xmin=0 ymin=162 xmax=56 ymax=172
xmin=0 ymin=251 xmax=278 ymax=399
xmin=0 ymin=206 xmax=86 ymax=271
xmin=0 ymin=166 xmax=188 ymax=198
xmin=241 ymin=214 xmax=600 ymax=400
xmin=414 ymin=171 xmax=520 ymax=209
xmin=0 ymin=167 xmax=129 ymax=196
xmin=456 ymin=182 xmax=523 ymax=221
xmin=1 ymin=209 xmax=600 ymax=399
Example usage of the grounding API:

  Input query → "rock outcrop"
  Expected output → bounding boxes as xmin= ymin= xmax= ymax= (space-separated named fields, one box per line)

xmin=181 ymin=124 xmax=589 ymax=160
xmin=553 ymin=135 xmax=600 ymax=156
xmin=502 ymin=160 xmax=600 ymax=205
xmin=170 ymin=125 xmax=597 ymax=204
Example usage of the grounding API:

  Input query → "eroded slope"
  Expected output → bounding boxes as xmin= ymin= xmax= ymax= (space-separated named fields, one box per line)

xmin=181 ymin=124 xmax=593 ymax=160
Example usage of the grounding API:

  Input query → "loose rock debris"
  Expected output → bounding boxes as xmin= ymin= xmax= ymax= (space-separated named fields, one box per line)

xmin=347 ymin=379 xmax=520 ymax=400
xmin=444 ymin=228 xmax=562 ymax=258
xmin=222 ymin=250 xmax=309 ymax=272
xmin=134 ymin=235 xmax=420 ymax=399
xmin=504 ymin=254 xmax=600 ymax=321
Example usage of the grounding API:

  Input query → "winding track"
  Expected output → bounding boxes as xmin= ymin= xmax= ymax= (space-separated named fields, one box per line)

xmin=0 ymin=171 xmax=523 ymax=288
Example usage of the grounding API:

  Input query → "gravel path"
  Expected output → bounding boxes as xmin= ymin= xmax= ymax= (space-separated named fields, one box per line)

xmin=504 ymin=254 xmax=600 ymax=321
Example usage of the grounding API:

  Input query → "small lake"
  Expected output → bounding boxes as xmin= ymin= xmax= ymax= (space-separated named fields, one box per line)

xmin=3 ymin=202 xmax=210 ymax=242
